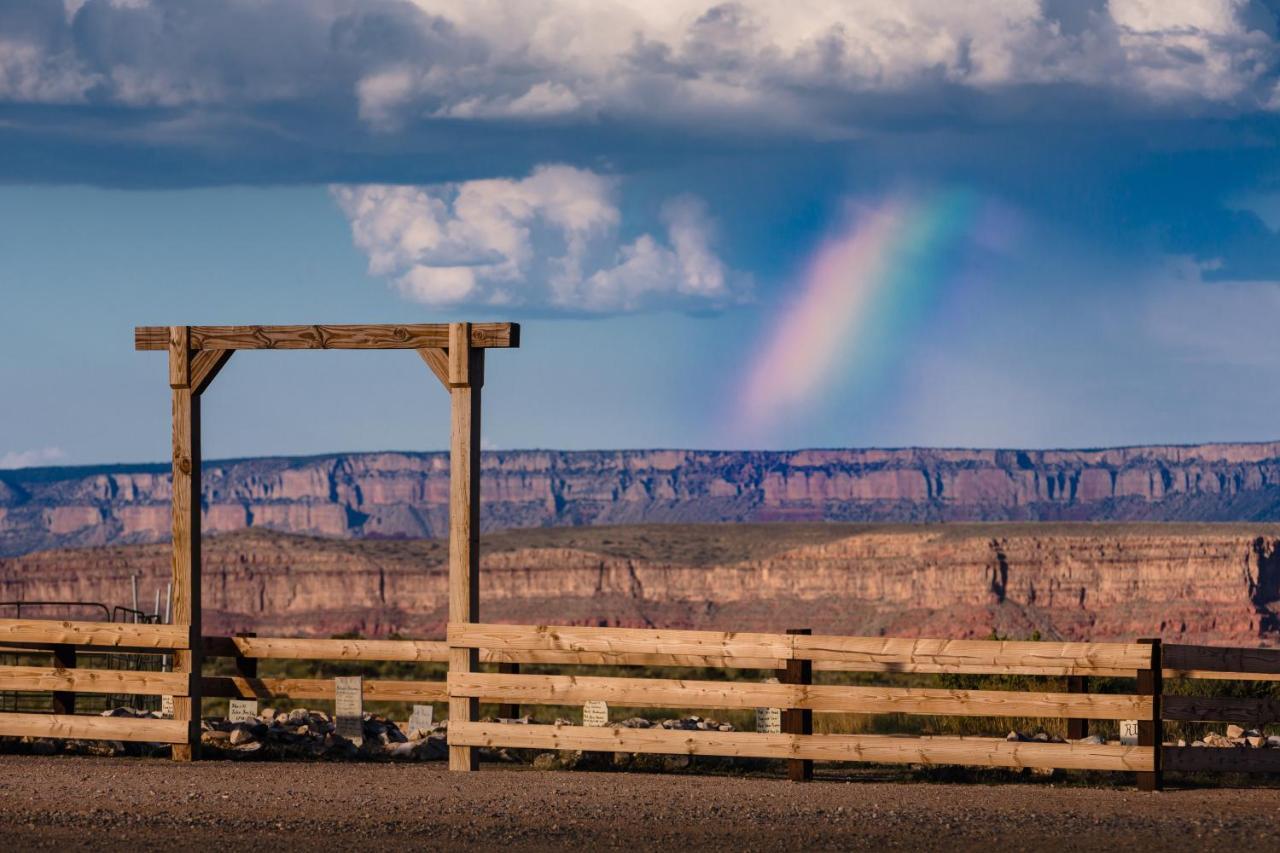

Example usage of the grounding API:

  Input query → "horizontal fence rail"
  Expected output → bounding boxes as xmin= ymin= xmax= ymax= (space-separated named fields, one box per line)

xmin=1163 ymin=644 xmax=1280 ymax=680
xmin=446 ymin=624 xmax=1153 ymax=675
xmin=201 ymin=676 xmax=448 ymax=703
xmin=449 ymin=723 xmax=1154 ymax=772
xmin=0 ymin=666 xmax=186 ymax=697
xmin=448 ymin=672 xmax=1151 ymax=719
xmin=0 ymin=618 xmax=189 ymax=650
xmin=0 ymin=712 xmax=188 ymax=744
xmin=203 ymin=636 xmax=448 ymax=663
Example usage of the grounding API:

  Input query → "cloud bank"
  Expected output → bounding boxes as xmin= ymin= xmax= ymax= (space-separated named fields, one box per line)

xmin=332 ymin=165 xmax=740 ymax=311
xmin=1 ymin=1 xmax=1277 ymax=185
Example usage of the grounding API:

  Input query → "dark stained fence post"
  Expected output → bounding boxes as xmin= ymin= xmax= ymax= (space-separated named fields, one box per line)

xmin=1066 ymin=675 xmax=1089 ymax=740
xmin=234 ymin=631 xmax=258 ymax=685
xmin=1136 ymin=638 xmax=1163 ymax=792
xmin=782 ymin=628 xmax=813 ymax=782
xmin=498 ymin=661 xmax=521 ymax=720
xmin=52 ymin=644 xmax=76 ymax=715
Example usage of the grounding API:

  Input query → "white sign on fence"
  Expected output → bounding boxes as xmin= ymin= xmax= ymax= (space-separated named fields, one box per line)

xmin=755 ymin=706 xmax=782 ymax=734
xmin=408 ymin=704 xmax=434 ymax=734
xmin=756 ymin=676 xmax=782 ymax=734
xmin=160 ymin=695 xmax=174 ymax=718
xmin=335 ymin=676 xmax=364 ymax=744
xmin=1119 ymin=719 xmax=1140 ymax=746
xmin=228 ymin=699 xmax=258 ymax=723
xmin=583 ymin=700 xmax=609 ymax=727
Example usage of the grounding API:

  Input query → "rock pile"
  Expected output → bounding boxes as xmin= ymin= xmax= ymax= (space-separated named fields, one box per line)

xmin=622 ymin=715 xmax=735 ymax=732
xmin=200 ymin=708 xmax=450 ymax=761
xmin=1189 ymin=725 xmax=1280 ymax=748
xmin=1006 ymin=731 xmax=1069 ymax=744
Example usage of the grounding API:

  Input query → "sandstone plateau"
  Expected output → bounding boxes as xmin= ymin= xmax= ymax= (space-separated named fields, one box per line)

xmin=3 ymin=523 xmax=1279 ymax=646
xmin=9 ymin=443 xmax=1280 ymax=557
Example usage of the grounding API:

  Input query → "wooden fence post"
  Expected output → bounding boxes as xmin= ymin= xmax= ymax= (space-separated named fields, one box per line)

xmin=447 ymin=322 xmax=483 ymax=772
xmin=498 ymin=661 xmax=521 ymax=720
xmin=1136 ymin=638 xmax=1163 ymax=791
xmin=1066 ymin=675 xmax=1089 ymax=740
xmin=234 ymin=631 xmax=258 ymax=687
xmin=51 ymin=644 xmax=75 ymax=715
xmin=169 ymin=326 xmax=202 ymax=762
xmin=782 ymin=628 xmax=813 ymax=782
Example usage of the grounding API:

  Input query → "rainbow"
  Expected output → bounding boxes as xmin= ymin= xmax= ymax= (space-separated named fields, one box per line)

xmin=735 ymin=189 xmax=987 ymax=440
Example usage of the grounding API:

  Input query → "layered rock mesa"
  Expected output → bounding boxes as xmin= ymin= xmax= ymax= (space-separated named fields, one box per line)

xmin=8 ymin=443 xmax=1280 ymax=556
xmin=2 ymin=524 xmax=1279 ymax=646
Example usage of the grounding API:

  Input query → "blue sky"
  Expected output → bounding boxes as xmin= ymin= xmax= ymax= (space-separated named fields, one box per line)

xmin=2 ymin=0 xmax=1280 ymax=466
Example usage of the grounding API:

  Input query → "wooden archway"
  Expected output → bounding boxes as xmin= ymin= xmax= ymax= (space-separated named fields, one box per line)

xmin=136 ymin=321 xmax=520 ymax=765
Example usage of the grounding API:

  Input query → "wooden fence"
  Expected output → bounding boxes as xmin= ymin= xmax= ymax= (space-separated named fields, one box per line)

xmin=0 ymin=618 xmax=187 ymax=744
xmin=1162 ymin=643 xmax=1280 ymax=774
xmin=9 ymin=616 xmax=1280 ymax=786
xmin=446 ymin=623 xmax=1160 ymax=785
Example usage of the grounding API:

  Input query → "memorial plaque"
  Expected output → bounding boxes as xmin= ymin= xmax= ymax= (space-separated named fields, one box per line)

xmin=1119 ymin=719 xmax=1139 ymax=746
xmin=228 ymin=699 xmax=258 ymax=723
xmin=755 ymin=676 xmax=782 ymax=734
xmin=582 ymin=700 xmax=609 ymax=727
xmin=408 ymin=704 xmax=434 ymax=734
xmin=335 ymin=676 xmax=364 ymax=744
xmin=160 ymin=695 xmax=174 ymax=718
xmin=755 ymin=706 xmax=782 ymax=734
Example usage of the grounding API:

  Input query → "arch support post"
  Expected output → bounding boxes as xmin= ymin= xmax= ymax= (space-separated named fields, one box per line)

xmin=166 ymin=328 xmax=232 ymax=761
xmin=448 ymin=322 xmax=483 ymax=772
xmin=168 ymin=326 xmax=202 ymax=761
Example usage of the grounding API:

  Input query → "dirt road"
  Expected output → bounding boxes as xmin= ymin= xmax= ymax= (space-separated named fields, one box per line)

xmin=0 ymin=757 xmax=1276 ymax=851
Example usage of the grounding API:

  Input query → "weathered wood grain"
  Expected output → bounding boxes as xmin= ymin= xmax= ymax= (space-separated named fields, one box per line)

xmin=1135 ymin=638 xmax=1162 ymax=791
xmin=448 ymin=723 xmax=1153 ymax=771
xmin=798 ymin=635 xmax=1150 ymax=676
xmin=417 ymin=348 xmax=450 ymax=389
xmin=0 ymin=665 xmax=187 ymax=696
xmin=1164 ymin=644 xmax=1280 ymax=678
xmin=190 ymin=349 xmax=233 ymax=395
xmin=449 ymin=624 xmax=794 ymax=665
xmin=202 ymin=676 xmax=447 ymax=702
xmin=170 ymin=330 xmax=202 ymax=761
xmin=136 ymin=323 xmax=519 ymax=351
xmin=447 ymin=673 xmax=1151 ymax=720
xmin=448 ymin=322 xmax=481 ymax=772
xmin=1163 ymin=694 xmax=1280 ymax=724
xmin=0 ymin=712 xmax=187 ymax=744
xmin=0 ymin=619 xmax=187 ymax=649
xmin=1163 ymin=745 xmax=1280 ymax=773
xmin=473 ymin=648 xmax=787 ymax=669
xmin=203 ymin=635 xmax=449 ymax=662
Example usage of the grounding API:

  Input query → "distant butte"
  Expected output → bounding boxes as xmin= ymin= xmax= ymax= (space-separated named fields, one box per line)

xmin=6 ymin=443 xmax=1280 ymax=556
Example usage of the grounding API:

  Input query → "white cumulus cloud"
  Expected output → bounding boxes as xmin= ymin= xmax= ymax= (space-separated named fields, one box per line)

xmin=331 ymin=165 xmax=742 ymax=312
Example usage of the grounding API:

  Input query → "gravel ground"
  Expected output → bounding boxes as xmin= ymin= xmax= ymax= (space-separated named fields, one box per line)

xmin=1 ymin=757 xmax=1278 ymax=851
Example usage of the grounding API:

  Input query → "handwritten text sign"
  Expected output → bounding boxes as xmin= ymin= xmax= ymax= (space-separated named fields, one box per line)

xmin=228 ymin=699 xmax=258 ymax=723
xmin=583 ymin=700 xmax=609 ymax=727
xmin=335 ymin=676 xmax=364 ymax=744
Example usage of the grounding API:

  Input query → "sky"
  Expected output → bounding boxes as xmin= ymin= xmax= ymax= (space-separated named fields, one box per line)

xmin=2 ymin=0 xmax=1280 ymax=467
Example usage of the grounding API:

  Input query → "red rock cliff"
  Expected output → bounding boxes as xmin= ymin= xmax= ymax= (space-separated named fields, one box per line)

xmin=3 ymin=524 xmax=1278 ymax=646
xmin=6 ymin=443 xmax=1280 ymax=556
